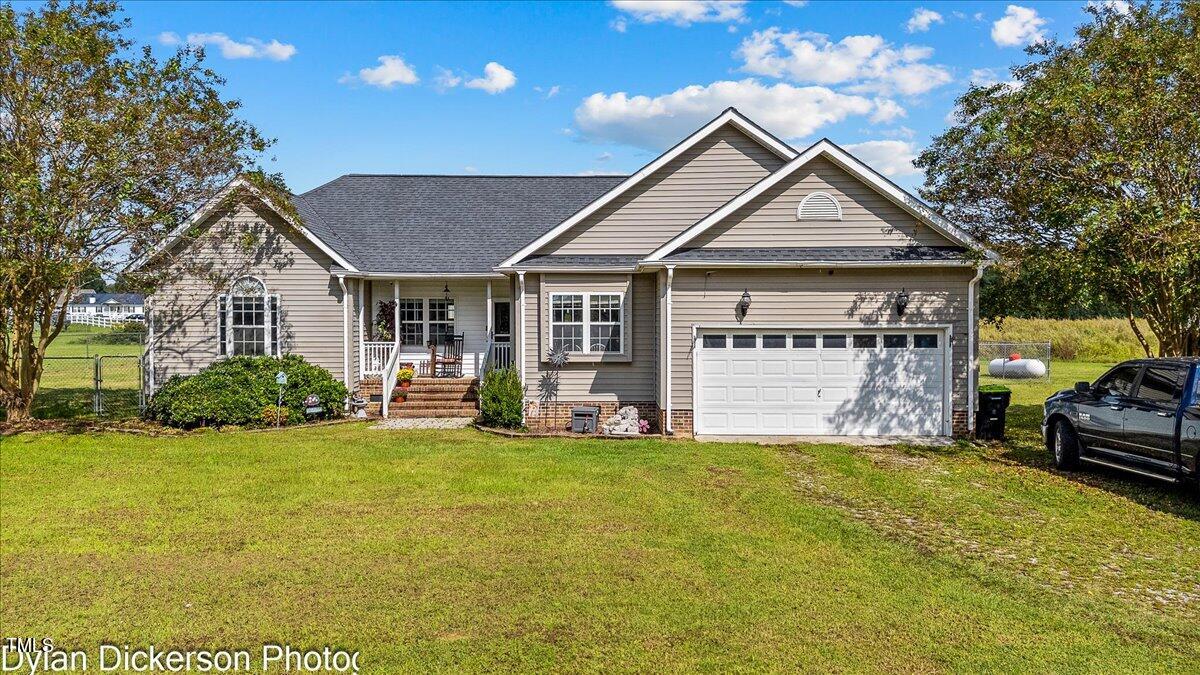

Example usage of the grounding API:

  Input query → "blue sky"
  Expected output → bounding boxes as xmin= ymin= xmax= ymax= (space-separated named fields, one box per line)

xmin=109 ymin=1 xmax=1108 ymax=192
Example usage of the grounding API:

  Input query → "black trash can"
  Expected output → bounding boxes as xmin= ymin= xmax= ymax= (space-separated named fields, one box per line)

xmin=976 ymin=388 xmax=1011 ymax=440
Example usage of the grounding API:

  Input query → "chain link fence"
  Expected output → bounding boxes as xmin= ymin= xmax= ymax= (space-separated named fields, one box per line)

xmin=980 ymin=341 xmax=1052 ymax=380
xmin=31 ymin=355 xmax=145 ymax=419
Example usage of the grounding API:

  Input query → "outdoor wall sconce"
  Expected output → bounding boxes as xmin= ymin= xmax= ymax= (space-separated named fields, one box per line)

xmin=895 ymin=288 xmax=909 ymax=316
xmin=736 ymin=289 xmax=752 ymax=322
xmin=443 ymin=283 xmax=451 ymax=300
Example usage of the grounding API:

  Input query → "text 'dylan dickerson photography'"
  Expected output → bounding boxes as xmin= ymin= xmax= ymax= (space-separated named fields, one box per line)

xmin=2 ymin=641 xmax=359 ymax=674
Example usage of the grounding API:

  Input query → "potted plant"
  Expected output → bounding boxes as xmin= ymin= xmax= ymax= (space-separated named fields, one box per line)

xmin=391 ymin=389 xmax=408 ymax=404
xmin=396 ymin=367 xmax=415 ymax=391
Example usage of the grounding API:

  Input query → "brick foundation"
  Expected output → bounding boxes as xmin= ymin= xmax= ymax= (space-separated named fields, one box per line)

xmin=952 ymin=409 xmax=969 ymax=438
xmin=524 ymin=400 xmax=660 ymax=433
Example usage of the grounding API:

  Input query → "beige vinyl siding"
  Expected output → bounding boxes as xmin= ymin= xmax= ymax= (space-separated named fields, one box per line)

xmin=668 ymin=267 xmax=973 ymax=411
xmin=523 ymin=272 xmax=657 ymax=401
xmin=689 ymin=157 xmax=957 ymax=249
xmin=535 ymin=125 xmax=785 ymax=256
xmin=149 ymin=200 xmax=345 ymax=386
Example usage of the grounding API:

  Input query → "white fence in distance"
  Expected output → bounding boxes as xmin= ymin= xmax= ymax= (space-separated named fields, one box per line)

xmin=66 ymin=312 xmax=144 ymax=328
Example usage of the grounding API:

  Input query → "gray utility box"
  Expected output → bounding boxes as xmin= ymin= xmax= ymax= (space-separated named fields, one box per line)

xmin=571 ymin=406 xmax=601 ymax=433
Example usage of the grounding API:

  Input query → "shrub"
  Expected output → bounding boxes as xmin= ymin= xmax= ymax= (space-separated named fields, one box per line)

xmin=146 ymin=355 xmax=348 ymax=428
xmin=92 ymin=320 xmax=147 ymax=344
xmin=260 ymin=405 xmax=289 ymax=426
xmin=479 ymin=366 xmax=523 ymax=429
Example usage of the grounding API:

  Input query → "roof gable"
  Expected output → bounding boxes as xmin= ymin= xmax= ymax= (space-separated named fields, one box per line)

xmin=497 ymin=108 xmax=797 ymax=268
xmin=645 ymin=140 xmax=998 ymax=263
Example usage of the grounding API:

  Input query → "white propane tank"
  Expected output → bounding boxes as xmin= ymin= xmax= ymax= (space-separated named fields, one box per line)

xmin=987 ymin=357 xmax=1047 ymax=379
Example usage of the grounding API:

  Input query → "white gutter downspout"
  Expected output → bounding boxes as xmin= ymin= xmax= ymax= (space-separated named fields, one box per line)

xmin=338 ymin=275 xmax=351 ymax=392
xmin=664 ymin=265 xmax=675 ymax=435
xmin=967 ymin=263 xmax=988 ymax=437
xmin=517 ymin=272 xmax=527 ymax=423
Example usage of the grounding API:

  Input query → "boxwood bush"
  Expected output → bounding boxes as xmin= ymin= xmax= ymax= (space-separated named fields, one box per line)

xmin=146 ymin=355 xmax=348 ymax=428
xmin=479 ymin=366 xmax=523 ymax=429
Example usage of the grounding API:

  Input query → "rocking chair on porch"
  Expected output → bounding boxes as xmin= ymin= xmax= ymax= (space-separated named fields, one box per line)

xmin=430 ymin=333 xmax=465 ymax=378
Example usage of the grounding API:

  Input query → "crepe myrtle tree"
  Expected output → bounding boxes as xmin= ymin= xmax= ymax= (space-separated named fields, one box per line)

xmin=0 ymin=1 xmax=276 ymax=421
xmin=916 ymin=1 xmax=1200 ymax=356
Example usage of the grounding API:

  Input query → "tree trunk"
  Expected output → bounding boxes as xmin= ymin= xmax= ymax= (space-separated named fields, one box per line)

xmin=4 ymin=393 xmax=34 ymax=423
xmin=1127 ymin=314 xmax=1153 ymax=358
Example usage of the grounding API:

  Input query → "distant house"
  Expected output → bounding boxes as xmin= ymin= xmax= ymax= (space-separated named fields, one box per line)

xmin=66 ymin=290 xmax=144 ymax=317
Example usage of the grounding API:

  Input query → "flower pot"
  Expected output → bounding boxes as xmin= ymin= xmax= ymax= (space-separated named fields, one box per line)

xmin=399 ymin=380 xmax=411 ymax=391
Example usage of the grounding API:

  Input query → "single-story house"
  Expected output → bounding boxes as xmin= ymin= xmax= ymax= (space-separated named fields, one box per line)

xmin=136 ymin=108 xmax=997 ymax=437
xmin=66 ymin=290 xmax=145 ymax=317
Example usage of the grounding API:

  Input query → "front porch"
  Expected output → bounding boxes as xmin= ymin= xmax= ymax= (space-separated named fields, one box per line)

xmin=351 ymin=276 xmax=514 ymax=417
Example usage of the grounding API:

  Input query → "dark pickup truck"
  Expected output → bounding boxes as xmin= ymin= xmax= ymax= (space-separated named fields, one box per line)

xmin=1043 ymin=358 xmax=1200 ymax=489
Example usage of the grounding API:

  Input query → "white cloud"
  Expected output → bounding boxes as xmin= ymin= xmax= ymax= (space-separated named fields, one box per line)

xmin=611 ymin=16 xmax=629 ymax=32
xmin=880 ymin=125 xmax=916 ymax=139
xmin=534 ymin=85 xmax=561 ymax=98
xmin=991 ymin=5 xmax=1046 ymax=47
xmin=843 ymin=140 xmax=922 ymax=178
xmin=596 ymin=152 xmax=614 ymax=162
xmin=782 ymin=0 xmax=808 ymax=6
xmin=1089 ymin=0 xmax=1131 ymax=13
xmin=577 ymin=169 xmax=627 ymax=176
xmin=969 ymin=67 xmax=1023 ymax=89
xmin=161 ymin=32 xmax=297 ymax=61
xmin=464 ymin=166 xmax=479 ymax=174
xmin=611 ymin=0 xmax=747 ymax=26
xmin=869 ymin=98 xmax=906 ymax=123
xmin=464 ymin=62 xmax=517 ymax=94
xmin=906 ymin=8 xmax=944 ymax=33
xmin=434 ymin=67 xmax=462 ymax=91
xmin=574 ymin=78 xmax=877 ymax=149
xmin=736 ymin=28 xmax=952 ymax=96
xmin=340 ymin=55 xmax=419 ymax=88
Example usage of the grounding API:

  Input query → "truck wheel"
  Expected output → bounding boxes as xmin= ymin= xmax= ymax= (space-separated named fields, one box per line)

xmin=1052 ymin=421 xmax=1081 ymax=470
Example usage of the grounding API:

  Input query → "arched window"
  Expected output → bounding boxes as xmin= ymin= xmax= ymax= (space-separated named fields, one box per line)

xmin=797 ymin=192 xmax=842 ymax=221
xmin=217 ymin=276 xmax=280 ymax=356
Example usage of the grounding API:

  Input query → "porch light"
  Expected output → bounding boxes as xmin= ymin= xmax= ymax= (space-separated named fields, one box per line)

xmin=736 ymin=289 xmax=752 ymax=321
xmin=442 ymin=283 xmax=451 ymax=300
xmin=896 ymin=288 xmax=909 ymax=316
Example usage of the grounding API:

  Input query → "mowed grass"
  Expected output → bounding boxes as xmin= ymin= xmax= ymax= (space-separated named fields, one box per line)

xmin=25 ymin=325 xmax=144 ymax=419
xmin=3 ymin=361 xmax=1198 ymax=671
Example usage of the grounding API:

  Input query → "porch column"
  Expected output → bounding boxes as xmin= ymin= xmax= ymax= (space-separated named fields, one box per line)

xmin=486 ymin=281 xmax=493 ymax=338
xmin=517 ymin=272 xmax=526 ymax=389
xmin=664 ymin=265 xmax=675 ymax=434
xmin=357 ymin=280 xmax=365 ymax=381
xmin=393 ymin=281 xmax=400 ymax=352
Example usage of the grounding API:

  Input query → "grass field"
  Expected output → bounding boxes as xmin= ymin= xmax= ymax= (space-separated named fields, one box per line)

xmin=3 ymin=361 xmax=1198 ymax=671
xmin=980 ymin=317 xmax=1157 ymax=362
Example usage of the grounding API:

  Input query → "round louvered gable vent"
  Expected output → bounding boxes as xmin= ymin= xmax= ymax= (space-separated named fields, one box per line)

xmin=797 ymin=192 xmax=842 ymax=221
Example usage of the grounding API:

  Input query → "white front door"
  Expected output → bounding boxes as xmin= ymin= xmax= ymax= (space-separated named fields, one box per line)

xmin=695 ymin=328 xmax=947 ymax=436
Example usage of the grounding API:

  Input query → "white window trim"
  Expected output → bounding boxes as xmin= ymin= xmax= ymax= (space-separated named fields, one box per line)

xmin=549 ymin=291 xmax=625 ymax=355
xmin=395 ymin=297 xmax=457 ymax=348
xmin=221 ymin=275 xmax=278 ymax=357
xmin=797 ymin=191 xmax=842 ymax=221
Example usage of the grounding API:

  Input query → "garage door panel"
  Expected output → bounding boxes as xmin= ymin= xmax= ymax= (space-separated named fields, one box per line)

xmin=696 ymin=329 xmax=945 ymax=436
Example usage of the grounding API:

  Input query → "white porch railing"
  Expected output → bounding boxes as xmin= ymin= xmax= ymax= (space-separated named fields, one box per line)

xmin=363 ymin=342 xmax=395 ymax=376
xmin=480 ymin=340 xmax=513 ymax=377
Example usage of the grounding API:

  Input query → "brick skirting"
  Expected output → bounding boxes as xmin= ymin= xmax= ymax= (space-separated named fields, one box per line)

xmin=952 ymin=409 xmax=970 ymax=438
xmin=524 ymin=400 xmax=660 ymax=433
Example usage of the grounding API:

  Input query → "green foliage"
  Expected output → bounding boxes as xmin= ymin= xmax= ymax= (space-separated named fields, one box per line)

xmin=146 ymin=355 xmax=347 ymax=428
xmin=259 ymin=405 xmax=289 ymax=426
xmin=981 ymin=318 xmax=1159 ymax=362
xmin=479 ymin=367 xmax=523 ymax=429
xmin=0 ymin=1 xmax=268 ymax=421
xmin=917 ymin=1 xmax=1200 ymax=356
xmin=978 ymin=384 xmax=1012 ymax=394
xmin=90 ymin=321 xmax=146 ymax=345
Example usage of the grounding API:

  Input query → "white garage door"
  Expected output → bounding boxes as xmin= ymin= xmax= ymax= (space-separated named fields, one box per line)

xmin=695 ymin=329 xmax=947 ymax=436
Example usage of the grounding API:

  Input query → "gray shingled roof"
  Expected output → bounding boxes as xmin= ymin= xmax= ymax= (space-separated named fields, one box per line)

xmin=69 ymin=292 xmax=144 ymax=305
xmin=515 ymin=254 xmax=643 ymax=269
xmin=661 ymin=246 xmax=970 ymax=263
xmin=296 ymin=175 xmax=626 ymax=273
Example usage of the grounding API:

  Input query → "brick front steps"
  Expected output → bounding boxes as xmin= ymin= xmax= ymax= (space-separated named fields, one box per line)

xmin=363 ymin=376 xmax=479 ymax=419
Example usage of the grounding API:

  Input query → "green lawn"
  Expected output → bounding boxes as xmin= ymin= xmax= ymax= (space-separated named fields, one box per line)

xmin=24 ymin=325 xmax=144 ymax=419
xmin=3 ymin=361 xmax=1198 ymax=671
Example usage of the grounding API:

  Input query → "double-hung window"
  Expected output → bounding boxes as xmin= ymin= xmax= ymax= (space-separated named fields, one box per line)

xmin=218 ymin=276 xmax=280 ymax=356
xmin=397 ymin=299 xmax=424 ymax=345
xmin=550 ymin=292 xmax=623 ymax=354
xmin=428 ymin=298 xmax=456 ymax=345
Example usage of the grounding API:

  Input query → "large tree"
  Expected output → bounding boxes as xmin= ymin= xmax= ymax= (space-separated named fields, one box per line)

xmin=917 ymin=1 xmax=1200 ymax=356
xmin=0 ymin=1 xmax=269 ymax=421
